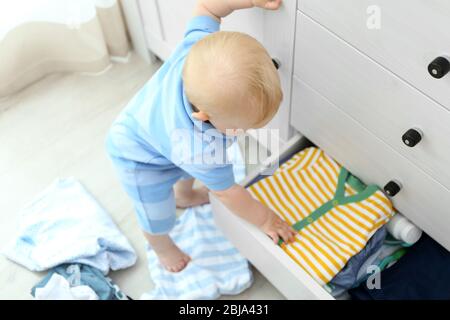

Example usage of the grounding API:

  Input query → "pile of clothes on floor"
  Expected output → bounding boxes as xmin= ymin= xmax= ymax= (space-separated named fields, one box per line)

xmin=2 ymin=142 xmax=253 ymax=300
xmin=249 ymin=147 xmax=450 ymax=300
xmin=2 ymin=177 xmax=137 ymax=300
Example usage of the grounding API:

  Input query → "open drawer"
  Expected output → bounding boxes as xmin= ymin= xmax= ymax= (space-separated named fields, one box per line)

xmin=210 ymin=135 xmax=335 ymax=300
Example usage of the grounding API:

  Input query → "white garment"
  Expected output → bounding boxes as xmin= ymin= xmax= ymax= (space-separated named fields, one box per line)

xmin=141 ymin=142 xmax=253 ymax=300
xmin=2 ymin=178 xmax=137 ymax=274
xmin=34 ymin=273 xmax=99 ymax=300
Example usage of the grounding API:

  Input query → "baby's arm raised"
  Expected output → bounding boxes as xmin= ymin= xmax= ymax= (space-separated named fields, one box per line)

xmin=194 ymin=0 xmax=282 ymax=22
xmin=212 ymin=184 xmax=296 ymax=244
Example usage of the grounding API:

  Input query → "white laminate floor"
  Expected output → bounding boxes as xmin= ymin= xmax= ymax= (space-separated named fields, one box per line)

xmin=0 ymin=53 xmax=284 ymax=300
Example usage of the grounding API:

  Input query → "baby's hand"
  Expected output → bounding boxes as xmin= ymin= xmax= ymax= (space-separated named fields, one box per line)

xmin=252 ymin=0 xmax=282 ymax=10
xmin=260 ymin=210 xmax=297 ymax=244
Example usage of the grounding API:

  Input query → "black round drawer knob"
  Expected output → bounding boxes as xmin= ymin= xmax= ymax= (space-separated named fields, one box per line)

xmin=272 ymin=58 xmax=281 ymax=70
xmin=428 ymin=56 xmax=450 ymax=79
xmin=402 ymin=128 xmax=422 ymax=147
xmin=384 ymin=181 xmax=402 ymax=197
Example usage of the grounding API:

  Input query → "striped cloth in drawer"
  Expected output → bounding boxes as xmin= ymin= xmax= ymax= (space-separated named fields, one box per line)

xmin=248 ymin=147 xmax=394 ymax=285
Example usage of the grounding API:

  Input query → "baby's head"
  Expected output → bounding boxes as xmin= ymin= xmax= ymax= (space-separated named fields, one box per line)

xmin=183 ymin=31 xmax=283 ymax=135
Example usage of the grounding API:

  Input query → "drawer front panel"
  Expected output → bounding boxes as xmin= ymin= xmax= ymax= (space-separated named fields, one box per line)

xmin=211 ymin=136 xmax=333 ymax=300
xmin=294 ymin=12 xmax=450 ymax=190
xmin=291 ymin=76 xmax=450 ymax=251
xmin=211 ymin=194 xmax=333 ymax=300
xmin=298 ymin=0 xmax=450 ymax=110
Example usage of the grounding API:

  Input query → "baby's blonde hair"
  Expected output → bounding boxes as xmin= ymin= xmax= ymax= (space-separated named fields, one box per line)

xmin=183 ymin=31 xmax=282 ymax=129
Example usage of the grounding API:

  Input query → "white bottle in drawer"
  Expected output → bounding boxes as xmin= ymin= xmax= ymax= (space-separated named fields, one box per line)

xmin=387 ymin=213 xmax=422 ymax=245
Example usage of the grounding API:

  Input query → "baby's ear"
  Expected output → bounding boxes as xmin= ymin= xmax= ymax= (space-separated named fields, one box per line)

xmin=192 ymin=111 xmax=210 ymax=122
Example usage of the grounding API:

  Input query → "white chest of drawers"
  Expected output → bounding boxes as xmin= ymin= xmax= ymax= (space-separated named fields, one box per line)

xmin=211 ymin=1 xmax=450 ymax=299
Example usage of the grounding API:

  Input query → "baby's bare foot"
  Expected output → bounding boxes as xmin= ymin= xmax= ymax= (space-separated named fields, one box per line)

xmin=157 ymin=244 xmax=191 ymax=273
xmin=175 ymin=186 xmax=210 ymax=208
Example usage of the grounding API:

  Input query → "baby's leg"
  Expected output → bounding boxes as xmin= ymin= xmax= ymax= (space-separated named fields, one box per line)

xmin=107 ymin=153 xmax=194 ymax=272
xmin=174 ymin=178 xmax=209 ymax=208
xmin=145 ymin=232 xmax=191 ymax=273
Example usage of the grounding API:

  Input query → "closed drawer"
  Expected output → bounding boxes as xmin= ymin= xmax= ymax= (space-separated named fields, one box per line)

xmin=294 ymin=12 xmax=450 ymax=191
xmin=211 ymin=136 xmax=334 ymax=300
xmin=291 ymin=75 xmax=450 ymax=251
xmin=298 ymin=0 xmax=450 ymax=110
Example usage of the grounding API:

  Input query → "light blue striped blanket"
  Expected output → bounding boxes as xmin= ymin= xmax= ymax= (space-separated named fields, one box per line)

xmin=141 ymin=142 xmax=253 ymax=300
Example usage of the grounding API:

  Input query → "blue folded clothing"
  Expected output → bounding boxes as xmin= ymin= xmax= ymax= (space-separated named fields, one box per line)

xmin=349 ymin=233 xmax=450 ymax=300
xmin=328 ymin=226 xmax=387 ymax=295
xmin=32 ymin=264 xmax=128 ymax=300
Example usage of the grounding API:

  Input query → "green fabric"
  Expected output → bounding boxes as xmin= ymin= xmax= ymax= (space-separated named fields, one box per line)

xmin=377 ymin=248 xmax=408 ymax=270
xmin=278 ymin=167 xmax=380 ymax=246
xmin=384 ymin=233 xmax=413 ymax=247
xmin=353 ymin=246 xmax=409 ymax=288
xmin=333 ymin=168 xmax=379 ymax=206
xmin=347 ymin=174 xmax=367 ymax=193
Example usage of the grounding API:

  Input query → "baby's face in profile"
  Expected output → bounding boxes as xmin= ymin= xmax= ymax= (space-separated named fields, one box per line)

xmin=183 ymin=31 xmax=283 ymax=137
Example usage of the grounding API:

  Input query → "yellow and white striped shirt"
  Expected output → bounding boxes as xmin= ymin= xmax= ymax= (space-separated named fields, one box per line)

xmin=248 ymin=147 xmax=394 ymax=285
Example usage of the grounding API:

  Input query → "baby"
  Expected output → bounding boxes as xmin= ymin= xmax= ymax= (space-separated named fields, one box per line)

xmin=106 ymin=0 xmax=295 ymax=272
